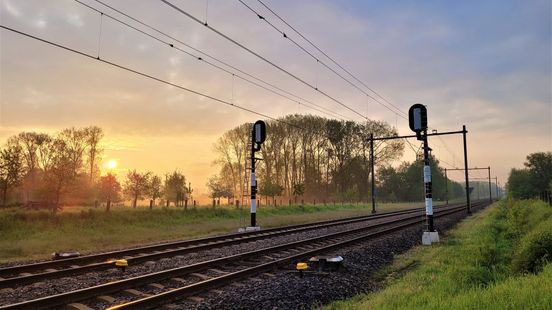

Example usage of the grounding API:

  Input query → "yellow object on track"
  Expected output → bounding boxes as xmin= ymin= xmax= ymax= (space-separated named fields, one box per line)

xmin=296 ymin=262 xmax=308 ymax=270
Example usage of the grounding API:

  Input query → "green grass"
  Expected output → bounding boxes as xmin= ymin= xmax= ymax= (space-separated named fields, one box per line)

xmin=0 ymin=201 xmax=427 ymax=263
xmin=326 ymin=199 xmax=552 ymax=310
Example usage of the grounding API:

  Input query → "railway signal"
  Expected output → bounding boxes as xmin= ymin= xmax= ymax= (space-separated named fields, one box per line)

xmin=249 ymin=120 xmax=266 ymax=230
xmin=408 ymin=104 xmax=439 ymax=245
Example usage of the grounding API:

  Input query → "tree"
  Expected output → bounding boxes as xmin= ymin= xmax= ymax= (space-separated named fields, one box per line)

xmin=9 ymin=132 xmax=50 ymax=200
xmin=259 ymin=181 xmax=284 ymax=205
xmin=148 ymin=174 xmax=163 ymax=207
xmin=164 ymin=170 xmax=187 ymax=207
xmin=97 ymin=173 xmax=121 ymax=211
xmin=207 ymin=174 xmax=233 ymax=204
xmin=292 ymin=183 xmax=305 ymax=203
xmin=85 ymin=126 xmax=103 ymax=181
xmin=123 ymin=170 xmax=151 ymax=208
xmin=507 ymin=168 xmax=537 ymax=199
xmin=524 ymin=152 xmax=552 ymax=193
xmin=0 ymin=144 xmax=25 ymax=206
xmin=43 ymin=138 xmax=75 ymax=211
xmin=506 ymin=152 xmax=552 ymax=199
xmin=212 ymin=115 xmax=403 ymax=203
xmin=58 ymin=127 xmax=88 ymax=178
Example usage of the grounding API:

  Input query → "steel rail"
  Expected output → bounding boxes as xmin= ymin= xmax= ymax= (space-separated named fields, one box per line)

xmin=0 ymin=202 xmax=474 ymax=287
xmin=111 ymin=202 xmax=491 ymax=309
xmin=0 ymin=202 xmax=487 ymax=310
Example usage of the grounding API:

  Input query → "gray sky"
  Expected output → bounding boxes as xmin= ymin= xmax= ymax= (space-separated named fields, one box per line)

xmin=1 ymin=0 xmax=551 ymax=196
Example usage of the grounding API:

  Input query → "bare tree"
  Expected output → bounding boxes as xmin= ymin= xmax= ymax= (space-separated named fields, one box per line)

xmin=123 ymin=170 xmax=151 ymax=208
xmin=85 ymin=126 xmax=103 ymax=181
xmin=212 ymin=115 xmax=404 ymax=202
xmin=59 ymin=127 xmax=88 ymax=178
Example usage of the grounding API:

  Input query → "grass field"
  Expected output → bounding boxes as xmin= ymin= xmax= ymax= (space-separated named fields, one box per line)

xmin=326 ymin=199 xmax=552 ymax=310
xmin=0 ymin=201 xmax=434 ymax=263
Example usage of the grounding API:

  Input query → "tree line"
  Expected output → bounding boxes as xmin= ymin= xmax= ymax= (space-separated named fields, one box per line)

xmin=0 ymin=127 xmax=193 ymax=211
xmin=507 ymin=152 xmax=552 ymax=199
xmin=209 ymin=114 xmax=465 ymax=204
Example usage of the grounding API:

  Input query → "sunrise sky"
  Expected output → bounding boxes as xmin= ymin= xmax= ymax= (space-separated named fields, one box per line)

xmin=1 ymin=0 xmax=551 ymax=198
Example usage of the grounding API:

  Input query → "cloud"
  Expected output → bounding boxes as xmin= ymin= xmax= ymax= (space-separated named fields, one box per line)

xmin=0 ymin=0 xmax=550 ymax=189
xmin=2 ymin=0 xmax=21 ymax=17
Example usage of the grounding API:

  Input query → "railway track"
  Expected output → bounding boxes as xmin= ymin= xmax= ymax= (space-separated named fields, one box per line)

xmin=0 ymin=201 xmax=476 ymax=288
xmin=0 ymin=201 xmax=489 ymax=309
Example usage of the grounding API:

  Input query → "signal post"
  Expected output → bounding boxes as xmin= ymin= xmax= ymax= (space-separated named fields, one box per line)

xmin=408 ymin=104 xmax=439 ymax=245
xmin=247 ymin=120 xmax=266 ymax=231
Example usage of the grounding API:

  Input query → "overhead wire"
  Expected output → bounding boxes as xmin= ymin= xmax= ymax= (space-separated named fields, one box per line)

xmin=255 ymin=0 xmax=403 ymax=110
xmin=0 ymin=25 xmax=306 ymax=130
xmin=159 ymin=0 xmax=368 ymax=121
xmin=238 ymin=0 xmax=407 ymax=119
xmin=84 ymin=0 xmax=350 ymax=121
xmin=254 ymin=0 xmax=406 ymax=116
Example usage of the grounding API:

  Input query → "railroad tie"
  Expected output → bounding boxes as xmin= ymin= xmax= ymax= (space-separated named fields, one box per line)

xmin=170 ymin=277 xmax=187 ymax=283
xmin=44 ymin=268 xmax=57 ymax=272
xmin=97 ymin=295 xmax=117 ymax=303
xmin=231 ymin=282 xmax=246 ymax=287
xmin=209 ymin=289 xmax=224 ymax=294
xmin=148 ymin=283 xmax=165 ymax=290
xmin=263 ymin=272 xmax=276 ymax=278
xmin=123 ymin=289 xmax=150 ymax=297
xmin=240 ymin=260 xmax=260 ymax=267
xmin=31 ymin=281 xmax=45 ymax=288
xmin=70 ymin=265 xmax=81 ymax=268
xmin=249 ymin=277 xmax=263 ymax=282
xmin=67 ymin=303 xmax=94 ymax=310
xmin=187 ymin=296 xmax=204 ymax=303
xmin=144 ymin=261 xmax=156 ymax=267
xmin=19 ymin=272 xmax=33 ymax=277
xmin=190 ymin=273 xmax=211 ymax=280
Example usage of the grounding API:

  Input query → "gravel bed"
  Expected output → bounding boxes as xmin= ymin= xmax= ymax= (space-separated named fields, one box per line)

xmin=0 ymin=212 xmax=424 ymax=306
xmin=169 ymin=207 xmax=484 ymax=310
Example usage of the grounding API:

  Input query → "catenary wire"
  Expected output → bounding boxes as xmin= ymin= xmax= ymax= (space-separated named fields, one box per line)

xmin=0 ymin=25 xmax=306 ymax=130
xmin=237 ymin=0 xmax=406 ymax=119
xmin=159 ymin=0 xmax=368 ymax=121
xmin=254 ymin=0 xmax=406 ymax=117
xmin=80 ymin=0 xmax=350 ymax=121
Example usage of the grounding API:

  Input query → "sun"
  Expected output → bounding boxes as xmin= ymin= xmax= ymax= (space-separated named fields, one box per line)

xmin=106 ymin=159 xmax=117 ymax=170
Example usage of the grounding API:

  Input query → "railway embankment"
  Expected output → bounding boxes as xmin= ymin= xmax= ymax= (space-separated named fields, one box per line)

xmin=327 ymin=199 xmax=552 ymax=310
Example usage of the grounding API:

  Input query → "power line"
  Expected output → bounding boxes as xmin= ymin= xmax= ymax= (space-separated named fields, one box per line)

xmin=435 ymin=134 xmax=463 ymax=166
xmin=254 ymin=0 xmax=407 ymax=117
xmin=82 ymin=0 xmax=350 ymax=121
xmin=238 ymin=0 xmax=407 ymax=119
xmin=0 ymin=25 xmax=305 ymax=130
xmin=160 ymin=0 xmax=368 ymax=121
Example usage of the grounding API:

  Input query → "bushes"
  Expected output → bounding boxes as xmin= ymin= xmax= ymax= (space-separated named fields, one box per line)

xmin=326 ymin=199 xmax=552 ymax=310
xmin=512 ymin=219 xmax=552 ymax=274
xmin=498 ymin=199 xmax=552 ymax=275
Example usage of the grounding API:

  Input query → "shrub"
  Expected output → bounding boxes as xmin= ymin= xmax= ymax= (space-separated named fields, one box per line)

xmin=511 ymin=219 xmax=552 ymax=274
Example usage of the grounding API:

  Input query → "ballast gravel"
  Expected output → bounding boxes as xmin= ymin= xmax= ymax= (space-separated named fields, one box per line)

xmin=0 ymin=211 xmax=423 ymax=306
xmin=172 ymin=208 xmax=481 ymax=310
